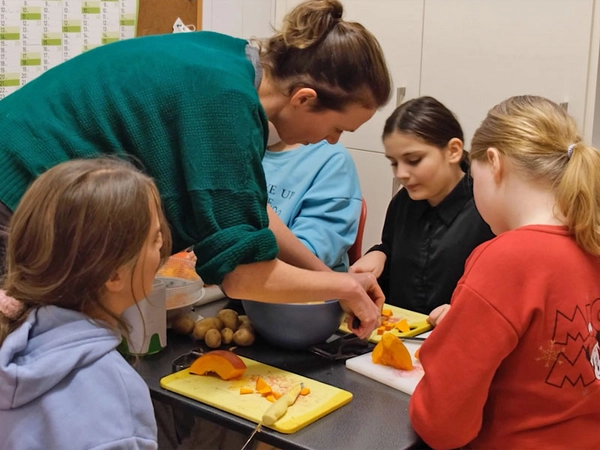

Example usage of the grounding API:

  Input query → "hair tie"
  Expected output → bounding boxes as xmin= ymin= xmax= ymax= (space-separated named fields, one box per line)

xmin=0 ymin=289 xmax=24 ymax=320
xmin=567 ymin=143 xmax=576 ymax=159
xmin=331 ymin=5 xmax=343 ymax=21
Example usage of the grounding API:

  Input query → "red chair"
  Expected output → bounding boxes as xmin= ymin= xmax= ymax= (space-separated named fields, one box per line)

xmin=348 ymin=198 xmax=367 ymax=265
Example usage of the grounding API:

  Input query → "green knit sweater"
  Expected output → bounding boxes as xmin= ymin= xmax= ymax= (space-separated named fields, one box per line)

xmin=0 ymin=31 xmax=278 ymax=285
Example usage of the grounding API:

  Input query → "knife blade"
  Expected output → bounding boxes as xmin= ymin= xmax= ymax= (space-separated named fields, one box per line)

xmin=240 ymin=423 xmax=261 ymax=450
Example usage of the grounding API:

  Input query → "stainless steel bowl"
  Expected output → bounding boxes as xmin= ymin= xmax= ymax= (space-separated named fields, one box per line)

xmin=241 ymin=299 xmax=343 ymax=350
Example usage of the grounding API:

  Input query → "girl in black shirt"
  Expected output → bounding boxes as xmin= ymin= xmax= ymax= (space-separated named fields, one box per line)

xmin=350 ymin=96 xmax=495 ymax=322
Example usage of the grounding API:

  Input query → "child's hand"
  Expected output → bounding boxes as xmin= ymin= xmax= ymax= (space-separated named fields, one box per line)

xmin=427 ymin=304 xmax=451 ymax=327
xmin=349 ymin=251 xmax=386 ymax=278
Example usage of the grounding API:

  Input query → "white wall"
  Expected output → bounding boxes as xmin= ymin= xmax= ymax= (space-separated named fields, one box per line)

xmin=202 ymin=0 xmax=276 ymax=39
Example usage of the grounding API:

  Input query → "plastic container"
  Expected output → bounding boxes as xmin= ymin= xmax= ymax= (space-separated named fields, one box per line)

xmin=119 ymin=279 xmax=167 ymax=356
xmin=157 ymin=276 xmax=205 ymax=321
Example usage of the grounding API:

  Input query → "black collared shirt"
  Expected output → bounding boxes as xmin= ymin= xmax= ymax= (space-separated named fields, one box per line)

xmin=369 ymin=174 xmax=495 ymax=314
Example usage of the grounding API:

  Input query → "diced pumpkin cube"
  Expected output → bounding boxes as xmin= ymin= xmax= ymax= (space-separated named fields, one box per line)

xmin=239 ymin=387 xmax=254 ymax=395
xmin=300 ymin=387 xmax=310 ymax=396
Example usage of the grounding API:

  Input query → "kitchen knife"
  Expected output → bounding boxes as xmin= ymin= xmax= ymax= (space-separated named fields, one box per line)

xmin=262 ymin=382 xmax=303 ymax=425
xmin=240 ymin=383 xmax=304 ymax=450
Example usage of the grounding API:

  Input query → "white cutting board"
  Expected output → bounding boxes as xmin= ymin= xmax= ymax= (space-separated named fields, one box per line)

xmin=345 ymin=341 xmax=424 ymax=395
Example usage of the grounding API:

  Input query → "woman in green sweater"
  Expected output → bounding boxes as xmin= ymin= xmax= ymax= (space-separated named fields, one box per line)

xmin=0 ymin=0 xmax=391 ymax=337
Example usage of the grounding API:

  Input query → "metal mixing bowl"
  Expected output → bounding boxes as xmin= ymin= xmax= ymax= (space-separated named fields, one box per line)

xmin=241 ymin=299 xmax=343 ymax=350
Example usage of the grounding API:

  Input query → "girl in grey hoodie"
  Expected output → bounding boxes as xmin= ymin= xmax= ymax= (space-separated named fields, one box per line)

xmin=0 ymin=158 xmax=172 ymax=450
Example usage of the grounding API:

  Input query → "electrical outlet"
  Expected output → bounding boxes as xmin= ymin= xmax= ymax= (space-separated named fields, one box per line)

xmin=396 ymin=87 xmax=406 ymax=107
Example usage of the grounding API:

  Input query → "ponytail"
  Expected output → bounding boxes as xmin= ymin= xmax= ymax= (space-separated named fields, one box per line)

xmin=556 ymin=143 xmax=600 ymax=255
xmin=471 ymin=95 xmax=600 ymax=255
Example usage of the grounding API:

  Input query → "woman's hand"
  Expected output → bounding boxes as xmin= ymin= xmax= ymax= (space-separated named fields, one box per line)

xmin=427 ymin=304 xmax=450 ymax=327
xmin=349 ymin=251 xmax=386 ymax=278
xmin=339 ymin=272 xmax=385 ymax=339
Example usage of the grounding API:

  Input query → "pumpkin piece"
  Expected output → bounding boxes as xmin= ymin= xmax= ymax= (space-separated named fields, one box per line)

xmin=266 ymin=394 xmax=276 ymax=403
xmin=414 ymin=347 xmax=421 ymax=360
xmin=300 ymin=387 xmax=310 ymax=396
xmin=371 ymin=333 xmax=413 ymax=370
xmin=258 ymin=386 xmax=272 ymax=396
xmin=255 ymin=376 xmax=270 ymax=391
xmin=395 ymin=318 xmax=411 ymax=333
xmin=189 ymin=350 xmax=246 ymax=380
xmin=371 ymin=338 xmax=385 ymax=363
xmin=273 ymin=392 xmax=282 ymax=400
xmin=239 ymin=387 xmax=254 ymax=395
xmin=384 ymin=324 xmax=393 ymax=331
xmin=376 ymin=328 xmax=384 ymax=335
xmin=381 ymin=309 xmax=392 ymax=317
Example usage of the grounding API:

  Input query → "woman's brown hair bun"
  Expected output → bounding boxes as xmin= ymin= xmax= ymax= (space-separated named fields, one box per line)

xmin=281 ymin=0 xmax=344 ymax=49
xmin=262 ymin=0 xmax=391 ymax=111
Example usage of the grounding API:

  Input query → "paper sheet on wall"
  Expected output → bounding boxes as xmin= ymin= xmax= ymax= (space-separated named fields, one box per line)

xmin=0 ymin=0 xmax=138 ymax=100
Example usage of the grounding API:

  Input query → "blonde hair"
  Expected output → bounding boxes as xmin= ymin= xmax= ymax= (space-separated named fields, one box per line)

xmin=471 ymin=95 xmax=600 ymax=255
xmin=261 ymin=0 xmax=391 ymax=111
xmin=0 ymin=158 xmax=172 ymax=344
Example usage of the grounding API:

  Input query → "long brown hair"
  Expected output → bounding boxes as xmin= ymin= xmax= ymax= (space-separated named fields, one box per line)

xmin=471 ymin=95 xmax=600 ymax=255
xmin=0 ymin=158 xmax=172 ymax=344
xmin=261 ymin=0 xmax=392 ymax=111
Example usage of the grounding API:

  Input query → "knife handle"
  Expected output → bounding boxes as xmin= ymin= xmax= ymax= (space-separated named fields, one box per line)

xmin=262 ymin=383 xmax=303 ymax=426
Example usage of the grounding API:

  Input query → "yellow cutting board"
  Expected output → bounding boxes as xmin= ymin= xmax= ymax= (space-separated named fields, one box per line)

xmin=339 ymin=303 xmax=432 ymax=343
xmin=160 ymin=356 xmax=352 ymax=434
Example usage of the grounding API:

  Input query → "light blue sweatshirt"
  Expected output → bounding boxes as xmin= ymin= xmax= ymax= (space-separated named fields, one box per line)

xmin=263 ymin=141 xmax=362 ymax=271
xmin=0 ymin=306 xmax=157 ymax=450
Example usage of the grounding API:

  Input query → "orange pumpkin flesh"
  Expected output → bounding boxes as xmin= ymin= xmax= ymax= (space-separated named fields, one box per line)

xmin=189 ymin=350 xmax=246 ymax=380
xmin=395 ymin=318 xmax=411 ymax=333
xmin=372 ymin=333 xmax=413 ymax=370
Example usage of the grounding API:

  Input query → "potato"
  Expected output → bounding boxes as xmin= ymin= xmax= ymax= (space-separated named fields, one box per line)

xmin=205 ymin=329 xmax=222 ymax=349
xmin=233 ymin=327 xmax=255 ymax=346
xmin=193 ymin=317 xmax=223 ymax=337
xmin=171 ymin=311 xmax=200 ymax=335
xmin=192 ymin=317 xmax=223 ymax=340
xmin=217 ymin=309 xmax=239 ymax=331
xmin=220 ymin=327 xmax=234 ymax=345
xmin=238 ymin=315 xmax=251 ymax=327
xmin=199 ymin=317 xmax=224 ymax=330
xmin=238 ymin=323 xmax=254 ymax=333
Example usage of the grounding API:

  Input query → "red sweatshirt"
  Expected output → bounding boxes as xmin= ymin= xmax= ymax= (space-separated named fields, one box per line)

xmin=410 ymin=225 xmax=600 ymax=449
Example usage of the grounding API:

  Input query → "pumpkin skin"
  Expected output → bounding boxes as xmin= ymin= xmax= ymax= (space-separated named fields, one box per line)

xmin=189 ymin=350 xmax=247 ymax=380
xmin=371 ymin=333 xmax=413 ymax=370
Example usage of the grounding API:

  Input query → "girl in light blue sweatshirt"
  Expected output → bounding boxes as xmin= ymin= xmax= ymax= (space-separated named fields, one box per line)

xmin=263 ymin=137 xmax=362 ymax=272
xmin=0 ymin=158 xmax=172 ymax=450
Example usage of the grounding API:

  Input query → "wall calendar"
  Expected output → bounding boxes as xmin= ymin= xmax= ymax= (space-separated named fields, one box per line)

xmin=0 ymin=0 xmax=138 ymax=99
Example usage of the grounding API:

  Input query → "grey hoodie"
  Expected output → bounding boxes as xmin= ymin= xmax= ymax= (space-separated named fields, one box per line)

xmin=0 ymin=305 xmax=157 ymax=449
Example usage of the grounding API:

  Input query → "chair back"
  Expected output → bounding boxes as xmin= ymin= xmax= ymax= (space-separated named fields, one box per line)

xmin=348 ymin=198 xmax=367 ymax=266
